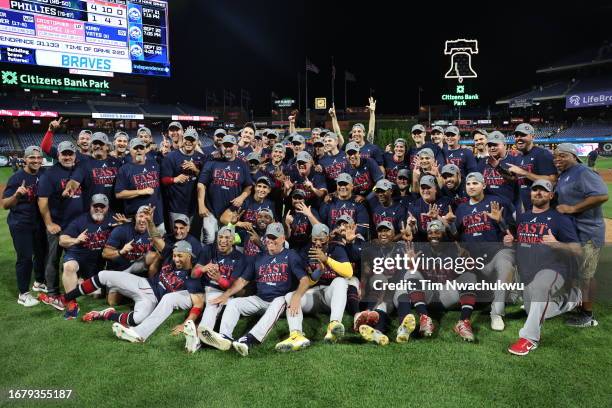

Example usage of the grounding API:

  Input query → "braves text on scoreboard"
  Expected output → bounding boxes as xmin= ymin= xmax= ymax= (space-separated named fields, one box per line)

xmin=0 ymin=0 xmax=170 ymax=77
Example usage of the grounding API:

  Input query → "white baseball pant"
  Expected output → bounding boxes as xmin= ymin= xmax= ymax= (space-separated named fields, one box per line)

xmin=219 ymin=295 xmax=286 ymax=342
xmin=133 ymin=290 xmax=193 ymax=340
xmin=480 ymin=248 xmax=515 ymax=316
xmin=97 ymin=270 xmax=158 ymax=324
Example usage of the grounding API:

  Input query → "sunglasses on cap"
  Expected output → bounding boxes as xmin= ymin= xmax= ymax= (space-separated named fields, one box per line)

xmin=292 ymin=141 xmax=303 ymax=146
xmin=60 ymin=150 xmax=75 ymax=156
xmin=266 ymin=234 xmax=281 ymax=241
xmin=337 ymin=181 xmax=349 ymax=186
xmin=132 ymin=145 xmax=145 ymax=151
xmin=397 ymin=175 xmax=409 ymax=181
xmin=222 ymin=143 xmax=235 ymax=148
xmin=297 ymin=160 xmax=308 ymax=165
xmin=346 ymin=150 xmax=359 ymax=156
xmin=412 ymin=130 xmax=423 ymax=135
xmin=93 ymin=204 xmax=107 ymax=209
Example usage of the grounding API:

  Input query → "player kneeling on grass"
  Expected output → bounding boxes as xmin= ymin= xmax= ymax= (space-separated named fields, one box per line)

xmin=508 ymin=179 xmax=583 ymax=356
xmin=275 ymin=223 xmax=353 ymax=352
xmin=402 ymin=220 xmax=478 ymax=342
xmin=182 ymin=226 xmax=247 ymax=353
xmin=49 ymin=241 xmax=203 ymax=343
xmin=199 ymin=223 xmax=310 ymax=357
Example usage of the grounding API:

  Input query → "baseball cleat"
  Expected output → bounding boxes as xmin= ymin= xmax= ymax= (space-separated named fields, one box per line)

xmin=112 ymin=322 xmax=144 ymax=343
xmin=38 ymin=293 xmax=65 ymax=311
xmin=31 ymin=281 xmax=48 ymax=293
xmin=490 ymin=314 xmax=505 ymax=331
xmin=275 ymin=331 xmax=311 ymax=352
xmin=396 ymin=314 xmax=416 ymax=343
xmin=419 ymin=314 xmax=435 ymax=337
xmin=82 ymin=307 xmax=116 ymax=323
xmin=454 ymin=319 xmax=475 ymax=342
xmin=353 ymin=310 xmax=380 ymax=332
xmin=17 ymin=292 xmax=39 ymax=307
xmin=232 ymin=341 xmax=249 ymax=357
xmin=63 ymin=301 xmax=79 ymax=320
xmin=183 ymin=320 xmax=201 ymax=354
xmin=198 ymin=327 xmax=232 ymax=351
xmin=508 ymin=338 xmax=538 ymax=356
xmin=324 ymin=321 xmax=345 ymax=343
xmin=359 ymin=325 xmax=389 ymax=346
xmin=565 ymin=312 xmax=599 ymax=328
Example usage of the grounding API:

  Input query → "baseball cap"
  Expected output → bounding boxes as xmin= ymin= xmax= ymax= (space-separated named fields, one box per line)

xmin=292 ymin=134 xmax=305 ymax=144
xmin=417 ymin=148 xmax=434 ymax=158
xmin=431 ymin=125 xmax=444 ymax=133
xmin=291 ymin=189 xmax=306 ymax=198
xmin=324 ymin=132 xmax=339 ymax=141
xmin=24 ymin=145 xmax=41 ymax=157
xmin=173 ymin=240 xmax=194 ymax=257
xmin=91 ymin=194 xmax=109 ymax=207
xmin=79 ymin=129 xmax=93 ymax=137
xmin=312 ymin=223 xmax=330 ymax=238
xmin=472 ymin=128 xmax=488 ymax=137
xmin=394 ymin=138 xmax=407 ymax=146
xmin=58 ymin=141 xmax=76 ymax=153
xmin=555 ymin=143 xmax=581 ymax=162
xmin=411 ymin=124 xmax=426 ymax=133
xmin=345 ymin=141 xmax=361 ymax=153
xmin=222 ymin=135 xmax=237 ymax=145
xmin=171 ymin=213 xmax=191 ymax=225
xmin=256 ymin=176 xmax=272 ymax=187
xmin=531 ymin=179 xmax=553 ymax=192
xmin=419 ymin=175 xmax=437 ymax=188
xmin=296 ymin=151 xmax=312 ymax=163
xmin=514 ymin=123 xmax=535 ymax=135
xmin=184 ymin=128 xmax=199 ymax=141
xmin=374 ymin=179 xmax=393 ymax=191
xmin=273 ymin=143 xmax=285 ymax=152
xmin=351 ymin=123 xmax=365 ymax=133
xmin=487 ymin=131 xmax=506 ymax=145
xmin=136 ymin=205 xmax=150 ymax=214
xmin=265 ymin=222 xmax=285 ymax=238
xmin=168 ymin=121 xmax=183 ymax=130
xmin=258 ymin=208 xmax=274 ymax=218
xmin=398 ymin=169 xmax=411 ymax=179
xmin=441 ymin=164 xmax=460 ymax=176
xmin=336 ymin=214 xmax=354 ymax=225
xmin=376 ymin=220 xmax=394 ymax=231
xmin=91 ymin=132 xmax=109 ymax=144
xmin=466 ymin=172 xmax=485 ymax=184
xmin=114 ymin=131 xmax=128 ymax=140
xmin=427 ymin=219 xmax=445 ymax=232
xmin=214 ymin=128 xmax=227 ymax=137
xmin=313 ymin=139 xmax=324 ymax=146
xmin=129 ymin=138 xmax=145 ymax=150
xmin=218 ymin=225 xmax=235 ymax=237
xmin=267 ymin=130 xmax=279 ymax=139
xmin=311 ymin=127 xmax=322 ymax=134
xmin=137 ymin=127 xmax=152 ymax=136
xmin=246 ymin=152 xmax=262 ymax=163
xmin=336 ymin=173 xmax=353 ymax=184
xmin=445 ymin=126 xmax=460 ymax=136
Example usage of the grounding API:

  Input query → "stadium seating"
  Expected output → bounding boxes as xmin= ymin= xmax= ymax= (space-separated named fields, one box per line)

xmin=555 ymin=123 xmax=612 ymax=138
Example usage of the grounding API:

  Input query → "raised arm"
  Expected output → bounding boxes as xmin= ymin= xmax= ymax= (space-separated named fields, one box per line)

xmin=329 ymin=104 xmax=344 ymax=147
xmin=366 ymin=97 xmax=376 ymax=143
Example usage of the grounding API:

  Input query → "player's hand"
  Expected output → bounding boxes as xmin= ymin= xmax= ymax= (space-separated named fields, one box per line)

xmin=15 ymin=180 xmax=28 ymax=197
xmin=174 ymin=174 xmax=190 ymax=184
xmin=199 ymin=205 xmax=211 ymax=218
xmin=181 ymin=161 xmax=198 ymax=172
xmin=407 ymin=211 xmax=417 ymax=228
xmin=344 ymin=222 xmax=358 ymax=242
xmin=506 ymin=164 xmax=527 ymax=177
xmin=367 ymin=97 xmax=376 ymax=113
xmin=442 ymin=205 xmax=456 ymax=224
xmin=328 ymin=104 xmax=336 ymax=119
xmin=62 ymin=185 xmax=75 ymax=198
xmin=542 ymin=229 xmax=558 ymax=245
xmin=46 ymin=223 xmax=61 ymax=235
xmin=385 ymin=144 xmax=392 ymax=153
xmin=486 ymin=201 xmax=504 ymax=222
xmin=503 ymin=230 xmax=514 ymax=247
xmin=555 ymin=204 xmax=575 ymax=214
xmin=427 ymin=203 xmax=440 ymax=220
xmin=111 ymin=213 xmax=130 ymax=226
xmin=206 ymin=264 xmax=221 ymax=281
xmin=210 ymin=293 xmax=229 ymax=305
xmin=308 ymin=247 xmax=328 ymax=264
xmin=230 ymin=195 xmax=246 ymax=208
xmin=141 ymin=206 xmax=155 ymax=223
xmin=230 ymin=209 xmax=245 ymax=225
xmin=285 ymin=210 xmax=294 ymax=226
xmin=171 ymin=324 xmax=184 ymax=336
xmin=314 ymin=164 xmax=323 ymax=173
xmin=48 ymin=117 xmax=67 ymax=132
xmin=287 ymin=294 xmax=302 ymax=317
xmin=400 ymin=221 xmax=413 ymax=242
xmin=139 ymin=187 xmax=155 ymax=196
xmin=120 ymin=239 xmax=134 ymax=256
xmin=295 ymin=202 xmax=313 ymax=217
xmin=354 ymin=195 xmax=366 ymax=203
xmin=76 ymin=229 xmax=88 ymax=244
xmin=283 ymin=178 xmax=294 ymax=192
xmin=303 ymin=177 xmax=314 ymax=190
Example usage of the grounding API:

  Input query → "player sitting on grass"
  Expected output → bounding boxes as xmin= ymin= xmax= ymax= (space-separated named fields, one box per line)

xmin=275 ymin=223 xmax=353 ymax=352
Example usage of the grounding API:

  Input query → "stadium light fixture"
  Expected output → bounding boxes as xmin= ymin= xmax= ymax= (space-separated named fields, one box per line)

xmin=24 ymin=88 xmax=30 ymax=92
xmin=52 ymin=90 xmax=58 ymax=94
xmin=121 ymin=94 xmax=127 ymax=98
xmin=101 ymin=93 xmax=106 ymax=96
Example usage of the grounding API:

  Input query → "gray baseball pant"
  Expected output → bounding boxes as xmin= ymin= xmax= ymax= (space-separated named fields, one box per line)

xmin=405 ymin=270 xmax=477 ymax=309
xmin=198 ymin=286 xmax=225 ymax=330
xmin=519 ymin=269 xmax=580 ymax=343
xmin=97 ymin=270 xmax=158 ymax=324
xmin=220 ymin=295 xmax=286 ymax=342
xmin=133 ymin=290 xmax=193 ymax=340
xmin=44 ymin=231 xmax=63 ymax=295
xmin=480 ymin=248 xmax=515 ymax=316
xmin=286 ymin=277 xmax=348 ymax=333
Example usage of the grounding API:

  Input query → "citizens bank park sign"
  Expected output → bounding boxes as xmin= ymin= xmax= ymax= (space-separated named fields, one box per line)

xmin=1 ymin=69 xmax=110 ymax=92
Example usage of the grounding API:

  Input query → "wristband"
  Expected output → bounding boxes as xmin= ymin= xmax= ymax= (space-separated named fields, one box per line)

xmin=189 ymin=307 xmax=202 ymax=317
xmin=192 ymin=266 xmax=204 ymax=278
xmin=218 ymin=277 xmax=231 ymax=289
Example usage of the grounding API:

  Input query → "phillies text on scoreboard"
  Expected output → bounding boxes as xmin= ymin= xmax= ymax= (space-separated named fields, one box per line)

xmin=0 ymin=0 xmax=170 ymax=77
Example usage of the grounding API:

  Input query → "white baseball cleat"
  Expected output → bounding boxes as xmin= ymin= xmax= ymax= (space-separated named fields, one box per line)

xmin=198 ymin=327 xmax=232 ymax=351
xmin=18 ymin=292 xmax=39 ymax=307
xmin=232 ymin=341 xmax=249 ymax=357
xmin=490 ymin=314 xmax=505 ymax=331
xmin=31 ymin=281 xmax=48 ymax=293
xmin=183 ymin=320 xmax=201 ymax=354
xmin=112 ymin=323 xmax=144 ymax=343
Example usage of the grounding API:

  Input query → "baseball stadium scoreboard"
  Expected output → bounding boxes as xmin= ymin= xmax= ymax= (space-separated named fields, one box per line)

xmin=0 ymin=0 xmax=170 ymax=77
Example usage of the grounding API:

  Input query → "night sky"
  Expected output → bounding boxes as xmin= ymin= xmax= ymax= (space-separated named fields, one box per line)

xmin=157 ymin=1 xmax=612 ymax=114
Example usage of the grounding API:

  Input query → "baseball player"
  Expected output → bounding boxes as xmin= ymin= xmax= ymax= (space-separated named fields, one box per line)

xmin=41 ymin=118 xmax=91 ymax=163
xmin=472 ymin=129 xmax=489 ymax=167
xmin=202 ymin=128 xmax=225 ymax=160
xmin=275 ymin=223 xmax=353 ymax=351
xmin=318 ymin=132 xmax=348 ymax=192
xmin=345 ymin=142 xmax=384 ymax=201
xmin=508 ymin=179 xmax=582 ymax=355
xmin=236 ymin=122 xmax=257 ymax=162
xmin=479 ymin=131 xmax=519 ymax=205
xmin=319 ymin=173 xmax=370 ymax=238
xmin=369 ymin=179 xmax=407 ymax=237
xmin=443 ymin=126 xmax=477 ymax=177
xmin=284 ymin=189 xmax=322 ymax=250
xmin=407 ymin=175 xmax=452 ymax=241
xmin=283 ymin=151 xmax=327 ymax=206
xmin=407 ymin=124 xmax=446 ymax=171
xmin=430 ymin=126 xmax=446 ymax=149
xmin=439 ymin=164 xmax=468 ymax=209
xmin=220 ymin=175 xmax=274 ymax=227
xmin=553 ymin=143 xmax=608 ymax=328
xmin=167 ymin=121 xmax=184 ymax=151
xmin=110 ymin=131 xmax=129 ymax=160
xmin=411 ymin=148 xmax=443 ymax=192
xmin=199 ymin=223 xmax=310 ymax=357
xmin=2 ymin=145 xmax=47 ymax=307
xmin=382 ymin=138 xmax=411 ymax=184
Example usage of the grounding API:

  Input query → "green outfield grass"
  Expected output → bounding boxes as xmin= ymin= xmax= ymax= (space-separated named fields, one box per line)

xmin=0 ymin=169 xmax=611 ymax=407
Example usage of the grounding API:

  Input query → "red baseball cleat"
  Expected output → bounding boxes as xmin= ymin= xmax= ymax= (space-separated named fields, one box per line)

xmin=353 ymin=310 xmax=380 ymax=332
xmin=508 ymin=338 xmax=538 ymax=356
xmin=454 ymin=319 xmax=475 ymax=342
xmin=419 ymin=314 xmax=435 ymax=337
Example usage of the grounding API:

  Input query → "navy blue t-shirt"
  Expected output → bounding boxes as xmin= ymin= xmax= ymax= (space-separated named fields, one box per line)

xmin=149 ymin=263 xmax=202 ymax=301
xmin=383 ymin=152 xmax=410 ymax=184
xmin=159 ymin=233 xmax=203 ymax=266
xmin=197 ymin=245 xmax=247 ymax=290
xmin=319 ymin=197 xmax=370 ymax=237
xmin=515 ymin=146 xmax=556 ymax=211
xmin=160 ymin=149 xmax=205 ymax=216
xmin=440 ymin=182 xmax=469 ymax=210
xmin=370 ymin=199 xmax=407 ymax=234
xmin=63 ymin=212 xmax=116 ymax=261
xmin=358 ymin=142 xmax=384 ymax=166
xmin=479 ymin=154 xmax=519 ymax=205
xmin=78 ymin=156 xmax=122 ymax=206
xmin=346 ymin=157 xmax=384 ymax=196
xmin=286 ymin=165 xmax=327 ymax=204
xmin=444 ymin=146 xmax=478 ymax=177
xmin=408 ymin=143 xmax=446 ymax=170
xmin=115 ymin=160 xmax=163 ymax=224
xmin=408 ymin=196 xmax=452 ymax=240
xmin=3 ymin=169 xmax=43 ymax=230
xmin=319 ymin=152 xmax=348 ymax=192
xmin=300 ymin=243 xmax=350 ymax=286
xmin=239 ymin=196 xmax=275 ymax=224
xmin=105 ymin=223 xmax=152 ymax=269
xmin=37 ymin=163 xmax=85 ymax=229
xmin=242 ymin=248 xmax=306 ymax=301
xmin=199 ymin=159 xmax=253 ymax=218
xmin=516 ymin=208 xmax=579 ymax=283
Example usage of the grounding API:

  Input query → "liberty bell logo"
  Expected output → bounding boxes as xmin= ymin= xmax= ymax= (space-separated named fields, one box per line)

xmin=444 ymin=39 xmax=478 ymax=83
